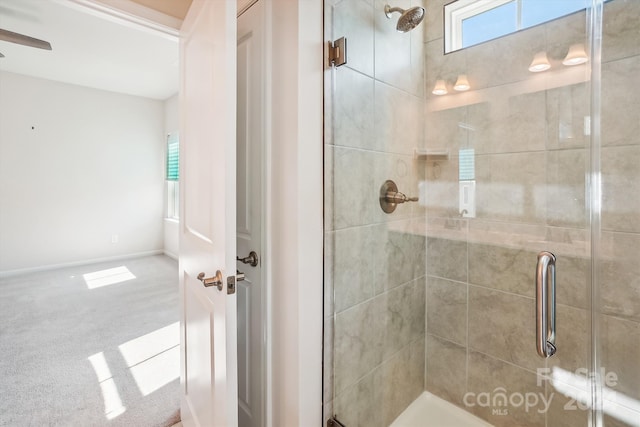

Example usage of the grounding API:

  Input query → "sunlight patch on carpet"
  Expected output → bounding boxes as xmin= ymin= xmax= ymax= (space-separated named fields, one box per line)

xmin=83 ymin=266 xmax=136 ymax=289
xmin=88 ymin=352 xmax=126 ymax=420
xmin=119 ymin=322 xmax=180 ymax=396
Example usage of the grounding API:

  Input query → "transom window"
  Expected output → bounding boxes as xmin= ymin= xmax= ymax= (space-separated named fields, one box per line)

xmin=445 ymin=0 xmax=588 ymax=53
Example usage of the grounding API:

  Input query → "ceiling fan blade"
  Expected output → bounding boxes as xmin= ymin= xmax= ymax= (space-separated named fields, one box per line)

xmin=0 ymin=28 xmax=52 ymax=50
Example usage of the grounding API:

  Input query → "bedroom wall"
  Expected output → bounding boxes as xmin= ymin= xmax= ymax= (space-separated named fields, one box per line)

xmin=0 ymin=71 xmax=165 ymax=274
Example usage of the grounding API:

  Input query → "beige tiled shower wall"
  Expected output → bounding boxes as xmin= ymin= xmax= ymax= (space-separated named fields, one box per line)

xmin=422 ymin=1 xmax=640 ymax=427
xmin=324 ymin=0 xmax=427 ymax=426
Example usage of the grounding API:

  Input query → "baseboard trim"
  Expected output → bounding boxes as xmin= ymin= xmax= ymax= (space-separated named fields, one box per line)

xmin=164 ymin=250 xmax=178 ymax=261
xmin=0 ymin=250 xmax=164 ymax=278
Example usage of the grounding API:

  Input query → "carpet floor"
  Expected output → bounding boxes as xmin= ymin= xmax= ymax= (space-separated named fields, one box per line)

xmin=0 ymin=255 xmax=180 ymax=427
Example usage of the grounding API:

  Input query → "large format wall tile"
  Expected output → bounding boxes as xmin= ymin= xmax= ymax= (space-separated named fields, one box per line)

xmin=373 ymin=220 xmax=426 ymax=294
xmin=602 ymin=56 xmax=640 ymax=147
xmin=374 ymin=0 xmax=425 ymax=97
xmin=424 ymin=0 xmax=446 ymax=43
xmin=324 ymin=317 xmax=334 ymax=404
xmin=423 ymin=153 xmax=461 ymax=219
xmin=467 ymin=352 xmax=545 ymax=427
xmin=546 ymin=148 xmax=587 ymax=228
xmin=545 ymin=386 xmax=589 ymax=427
xmin=465 ymin=24 xmax=545 ymax=90
xmin=333 ymin=225 xmax=376 ymax=313
xmin=468 ymin=286 xmax=544 ymax=372
xmin=475 ymin=152 xmax=547 ymax=224
xmin=427 ymin=276 xmax=467 ymax=345
xmin=602 ymin=145 xmax=640 ymax=233
xmin=602 ymin=0 xmax=640 ymax=63
xmin=374 ymin=81 xmax=425 ymax=155
xmin=427 ymin=237 xmax=467 ymax=282
xmin=545 ymin=83 xmax=589 ymax=151
xmin=325 ymin=145 xmax=335 ymax=232
xmin=425 ymin=105 xmax=468 ymax=149
xmin=601 ymin=232 xmax=640 ymax=322
xmin=373 ymin=339 xmax=425 ymax=426
xmin=426 ymin=334 xmax=467 ymax=406
xmin=555 ymin=253 xmax=589 ymax=310
xmin=333 ymin=0 xmax=375 ymax=76
xmin=425 ymin=38 xmax=466 ymax=101
xmin=468 ymin=243 xmax=536 ymax=297
xmin=333 ymin=67 xmax=375 ymax=150
xmin=548 ymin=305 xmax=588 ymax=374
xmin=324 ymin=231 xmax=335 ymax=318
xmin=334 ymin=297 xmax=384 ymax=393
xmin=601 ymin=315 xmax=640 ymax=401
xmin=379 ymin=279 xmax=426 ymax=360
xmin=333 ymin=146 xmax=377 ymax=229
xmin=545 ymin=10 xmax=587 ymax=63
xmin=333 ymin=370 xmax=378 ymax=427
xmin=467 ymin=91 xmax=547 ymax=155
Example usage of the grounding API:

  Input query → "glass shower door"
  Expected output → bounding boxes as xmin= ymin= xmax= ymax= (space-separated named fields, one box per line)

xmin=323 ymin=0 xmax=639 ymax=426
xmin=422 ymin=2 xmax=593 ymax=426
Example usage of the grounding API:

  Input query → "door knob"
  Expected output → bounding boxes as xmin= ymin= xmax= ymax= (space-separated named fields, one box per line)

xmin=237 ymin=251 xmax=259 ymax=267
xmin=198 ymin=270 xmax=223 ymax=291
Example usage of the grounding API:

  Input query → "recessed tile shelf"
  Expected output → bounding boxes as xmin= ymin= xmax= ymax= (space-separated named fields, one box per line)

xmin=414 ymin=149 xmax=449 ymax=160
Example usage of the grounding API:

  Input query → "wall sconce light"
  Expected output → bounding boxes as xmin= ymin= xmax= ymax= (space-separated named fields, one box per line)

xmin=563 ymin=43 xmax=588 ymax=66
xmin=432 ymin=79 xmax=448 ymax=95
xmin=529 ymin=51 xmax=551 ymax=72
xmin=453 ymin=74 xmax=470 ymax=91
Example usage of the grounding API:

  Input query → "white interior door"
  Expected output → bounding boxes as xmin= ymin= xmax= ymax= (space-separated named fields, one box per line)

xmin=179 ymin=1 xmax=237 ymax=426
xmin=236 ymin=2 xmax=264 ymax=426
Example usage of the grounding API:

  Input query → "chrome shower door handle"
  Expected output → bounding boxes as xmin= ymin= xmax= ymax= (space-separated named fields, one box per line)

xmin=536 ymin=251 xmax=557 ymax=358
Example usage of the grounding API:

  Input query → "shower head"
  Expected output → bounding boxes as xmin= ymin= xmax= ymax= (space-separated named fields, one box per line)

xmin=384 ymin=4 xmax=425 ymax=33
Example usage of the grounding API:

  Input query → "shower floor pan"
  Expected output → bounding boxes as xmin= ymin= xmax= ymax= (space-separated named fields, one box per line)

xmin=390 ymin=392 xmax=493 ymax=427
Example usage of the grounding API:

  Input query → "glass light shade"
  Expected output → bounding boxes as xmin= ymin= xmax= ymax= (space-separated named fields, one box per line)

xmin=563 ymin=43 xmax=588 ymax=66
xmin=529 ymin=51 xmax=551 ymax=72
xmin=432 ymin=79 xmax=448 ymax=95
xmin=453 ymin=74 xmax=470 ymax=91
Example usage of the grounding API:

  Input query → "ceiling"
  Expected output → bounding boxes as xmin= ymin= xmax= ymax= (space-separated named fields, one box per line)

xmin=0 ymin=0 xmax=179 ymax=100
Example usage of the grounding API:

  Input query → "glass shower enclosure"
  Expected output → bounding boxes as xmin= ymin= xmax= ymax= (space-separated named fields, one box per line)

xmin=323 ymin=0 xmax=640 ymax=426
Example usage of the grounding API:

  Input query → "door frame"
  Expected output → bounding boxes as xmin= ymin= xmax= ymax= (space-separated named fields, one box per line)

xmin=262 ymin=1 xmax=323 ymax=426
xmin=74 ymin=1 xmax=324 ymax=425
xmin=237 ymin=0 xmax=324 ymax=425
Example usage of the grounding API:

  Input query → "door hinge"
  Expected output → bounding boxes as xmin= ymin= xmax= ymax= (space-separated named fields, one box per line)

xmin=327 ymin=416 xmax=346 ymax=427
xmin=328 ymin=37 xmax=347 ymax=67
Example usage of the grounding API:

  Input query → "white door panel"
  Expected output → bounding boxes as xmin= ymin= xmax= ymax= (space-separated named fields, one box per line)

xmin=179 ymin=1 xmax=238 ymax=426
xmin=237 ymin=2 xmax=265 ymax=426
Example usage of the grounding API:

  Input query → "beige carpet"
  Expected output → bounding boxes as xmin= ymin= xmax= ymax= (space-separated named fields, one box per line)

xmin=0 ymin=255 xmax=180 ymax=427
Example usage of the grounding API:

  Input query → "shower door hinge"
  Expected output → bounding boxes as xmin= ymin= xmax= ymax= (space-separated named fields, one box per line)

xmin=327 ymin=416 xmax=346 ymax=427
xmin=328 ymin=37 xmax=347 ymax=67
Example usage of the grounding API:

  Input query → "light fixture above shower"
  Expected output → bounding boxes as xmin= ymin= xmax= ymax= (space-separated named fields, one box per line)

xmin=563 ymin=43 xmax=588 ymax=66
xmin=384 ymin=4 xmax=425 ymax=33
xmin=528 ymin=51 xmax=551 ymax=73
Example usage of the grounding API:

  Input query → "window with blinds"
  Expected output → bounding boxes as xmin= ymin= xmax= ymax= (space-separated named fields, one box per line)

xmin=459 ymin=148 xmax=475 ymax=181
xmin=166 ymin=133 xmax=179 ymax=181
xmin=166 ymin=133 xmax=179 ymax=219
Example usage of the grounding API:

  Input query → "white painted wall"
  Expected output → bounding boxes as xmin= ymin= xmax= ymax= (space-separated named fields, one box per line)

xmin=267 ymin=0 xmax=323 ymax=425
xmin=0 ymin=71 xmax=165 ymax=273
xmin=163 ymin=93 xmax=179 ymax=259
